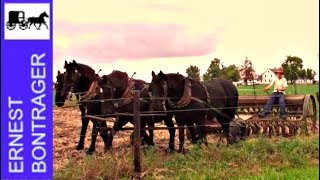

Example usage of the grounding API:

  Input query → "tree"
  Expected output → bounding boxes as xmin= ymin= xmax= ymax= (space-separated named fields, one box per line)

xmin=281 ymin=56 xmax=303 ymax=83
xmin=202 ymin=58 xmax=223 ymax=82
xmin=298 ymin=69 xmax=307 ymax=80
xmin=225 ymin=64 xmax=240 ymax=82
xmin=202 ymin=72 xmax=211 ymax=82
xmin=238 ymin=57 xmax=256 ymax=85
xmin=306 ymin=68 xmax=316 ymax=80
xmin=186 ymin=65 xmax=201 ymax=81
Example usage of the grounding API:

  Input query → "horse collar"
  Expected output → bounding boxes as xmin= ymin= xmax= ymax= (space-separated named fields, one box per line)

xmin=168 ymin=77 xmax=192 ymax=108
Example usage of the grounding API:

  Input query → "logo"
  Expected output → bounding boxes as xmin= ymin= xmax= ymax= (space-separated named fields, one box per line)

xmin=4 ymin=3 xmax=50 ymax=40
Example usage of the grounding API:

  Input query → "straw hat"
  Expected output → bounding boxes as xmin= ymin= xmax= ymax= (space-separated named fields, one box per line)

xmin=275 ymin=67 xmax=284 ymax=74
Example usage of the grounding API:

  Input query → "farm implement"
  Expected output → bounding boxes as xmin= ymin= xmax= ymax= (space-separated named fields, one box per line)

xmin=205 ymin=94 xmax=318 ymax=139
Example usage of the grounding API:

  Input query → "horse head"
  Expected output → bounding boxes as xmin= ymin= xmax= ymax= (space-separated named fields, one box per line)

xmin=61 ymin=60 xmax=96 ymax=98
xmin=149 ymin=70 xmax=191 ymax=112
xmin=61 ymin=60 xmax=79 ymax=97
xmin=40 ymin=11 xmax=49 ymax=18
xmin=55 ymin=70 xmax=66 ymax=107
xmin=149 ymin=70 xmax=168 ymax=112
xmin=97 ymin=70 xmax=129 ymax=115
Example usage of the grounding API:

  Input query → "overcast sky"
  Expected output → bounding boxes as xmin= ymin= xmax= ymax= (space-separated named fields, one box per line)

xmin=53 ymin=0 xmax=319 ymax=82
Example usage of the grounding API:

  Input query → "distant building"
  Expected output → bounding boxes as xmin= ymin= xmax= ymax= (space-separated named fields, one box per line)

xmin=260 ymin=68 xmax=277 ymax=84
xmin=259 ymin=68 xmax=315 ymax=84
xmin=295 ymin=79 xmax=313 ymax=84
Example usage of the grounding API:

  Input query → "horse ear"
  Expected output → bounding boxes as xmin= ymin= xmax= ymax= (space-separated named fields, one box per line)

xmin=151 ymin=71 xmax=156 ymax=77
xmin=64 ymin=60 xmax=68 ymax=68
xmin=94 ymin=74 xmax=101 ymax=81
xmin=159 ymin=71 xmax=167 ymax=81
xmin=72 ymin=60 xmax=78 ymax=68
xmin=58 ymin=70 xmax=61 ymax=75
xmin=101 ymin=75 xmax=108 ymax=84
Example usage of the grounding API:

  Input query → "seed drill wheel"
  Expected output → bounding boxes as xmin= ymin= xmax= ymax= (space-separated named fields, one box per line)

xmin=302 ymin=94 xmax=317 ymax=134
xmin=19 ymin=20 xmax=28 ymax=30
xmin=6 ymin=22 xmax=16 ymax=30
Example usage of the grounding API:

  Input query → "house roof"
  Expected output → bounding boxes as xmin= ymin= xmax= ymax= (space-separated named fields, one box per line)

xmin=257 ymin=75 xmax=262 ymax=80
xmin=269 ymin=68 xmax=277 ymax=73
xmin=261 ymin=68 xmax=277 ymax=75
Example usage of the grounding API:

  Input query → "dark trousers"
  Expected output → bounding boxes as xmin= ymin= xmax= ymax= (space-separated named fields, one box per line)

xmin=261 ymin=92 xmax=286 ymax=116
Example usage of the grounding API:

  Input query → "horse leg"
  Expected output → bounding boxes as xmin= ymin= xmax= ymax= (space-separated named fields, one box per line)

xmin=86 ymin=120 xmax=99 ymax=155
xmin=37 ymin=23 xmax=42 ymax=30
xmin=107 ymin=117 xmax=128 ymax=149
xmin=164 ymin=115 xmax=175 ymax=153
xmin=43 ymin=22 xmax=48 ymax=29
xmin=98 ymin=121 xmax=110 ymax=152
xmin=197 ymin=116 xmax=208 ymax=146
xmin=186 ymin=123 xmax=197 ymax=144
xmin=178 ymin=123 xmax=186 ymax=154
xmin=147 ymin=121 xmax=155 ymax=146
xmin=76 ymin=109 xmax=89 ymax=150
xmin=221 ymin=122 xmax=235 ymax=145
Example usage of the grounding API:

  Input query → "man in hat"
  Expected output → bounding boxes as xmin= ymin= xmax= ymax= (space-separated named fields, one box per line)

xmin=259 ymin=67 xmax=288 ymax=120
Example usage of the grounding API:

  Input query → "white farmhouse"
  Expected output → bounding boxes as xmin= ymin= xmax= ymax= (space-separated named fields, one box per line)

xmin=295 ymin=79 xmax=313 ymax=84
xmin=260 ymin=68 xmax=277 ymax=84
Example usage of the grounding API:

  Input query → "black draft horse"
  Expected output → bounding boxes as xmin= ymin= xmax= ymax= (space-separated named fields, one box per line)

xmin=148 ymin=71 xmax=239 ymax=152
xmin=94 ymin=70 xmax=166 ymax=149
xmin=58 ymin=60 xmax=109 ymax=154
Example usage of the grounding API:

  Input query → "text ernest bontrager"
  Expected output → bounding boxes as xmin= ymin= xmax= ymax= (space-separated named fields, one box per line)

xmin=7 ymin=53 xmax=48 ymax=173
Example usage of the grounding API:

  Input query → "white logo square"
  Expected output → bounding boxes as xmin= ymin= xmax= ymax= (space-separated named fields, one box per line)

xmin=4 ymin=3 xmax=50 ymax=40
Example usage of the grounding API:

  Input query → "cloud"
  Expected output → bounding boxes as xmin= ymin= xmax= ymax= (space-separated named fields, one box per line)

xmin=54 ymin=22 xmax=217 ymax=62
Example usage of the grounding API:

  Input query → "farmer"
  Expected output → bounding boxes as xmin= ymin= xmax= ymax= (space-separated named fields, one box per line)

xmin=259 ymin=67 xmax=288 ymax=120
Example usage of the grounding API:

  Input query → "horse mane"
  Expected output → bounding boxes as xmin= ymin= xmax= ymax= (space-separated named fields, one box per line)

xmin=107 ymin=70 xmax=129 ymax=87
xmin=110 ymin=70 xmax=129 ymax=80
xmin=134 ymin=79 xmax=147 ymax=85
xmin=75 ymin=63 xmax=96 ymax=79
xmin=165 ymin=73 xmax=186 ymax=83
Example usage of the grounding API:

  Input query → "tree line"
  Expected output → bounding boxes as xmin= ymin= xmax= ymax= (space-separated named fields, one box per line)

xmin=186 ymin=56 xmax=317 ymax=84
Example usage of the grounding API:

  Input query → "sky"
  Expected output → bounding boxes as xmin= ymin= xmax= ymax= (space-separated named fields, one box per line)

xmin=53 ymin=0 xmax=319 ymax=82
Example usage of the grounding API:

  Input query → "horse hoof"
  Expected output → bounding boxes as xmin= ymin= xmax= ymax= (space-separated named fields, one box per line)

xmin=178 ymin=148 xmax=186 ymax=154
xmin=165 ymin=148 xmax=175 ymax=154
xmin=76 ymin=145 xmax=84 ymax=150
xmin=86 ymin=150 xmax=94 ymax=155
xmin=104 ymin=146 xmax=112 ymax=152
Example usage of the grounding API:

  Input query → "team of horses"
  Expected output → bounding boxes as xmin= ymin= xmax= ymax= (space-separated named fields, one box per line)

xmin=55 ymin=60 xmax=240 ymax=154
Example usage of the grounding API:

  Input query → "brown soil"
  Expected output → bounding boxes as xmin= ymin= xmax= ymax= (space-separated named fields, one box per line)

xmin=54 ymin=107 xmax=198 ymax=170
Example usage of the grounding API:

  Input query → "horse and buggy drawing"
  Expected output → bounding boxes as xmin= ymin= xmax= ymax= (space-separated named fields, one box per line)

xmin=54 ymin=60 xmax=319 ymax=156
xmin=6 ymin=11 xmax=49 ymax=30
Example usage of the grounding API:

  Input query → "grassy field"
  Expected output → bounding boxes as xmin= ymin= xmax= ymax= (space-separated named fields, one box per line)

xmin=54 ymin=135 xmax=319 ymax=180
xmin=237 ymin=84 xmax=319 ymax=96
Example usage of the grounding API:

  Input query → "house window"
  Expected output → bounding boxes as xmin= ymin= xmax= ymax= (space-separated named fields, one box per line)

xmin=269 ymin=79 xmax=271 ymax=82
xmin=271 ymin=75 xmax=272 ymax=78
xmin=265 ymin=75 xmax=266 ymax=78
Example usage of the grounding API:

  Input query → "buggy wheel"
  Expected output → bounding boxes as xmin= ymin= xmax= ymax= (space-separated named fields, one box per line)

xmin=6 ymin=22 xmax=16 ymax=30
xmin=19 ymin=20 xmax=28 ymax=30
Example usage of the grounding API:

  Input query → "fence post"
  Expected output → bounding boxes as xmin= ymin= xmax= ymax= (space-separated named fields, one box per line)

xmin=133 ymin=90 xmax=141 ymax=179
